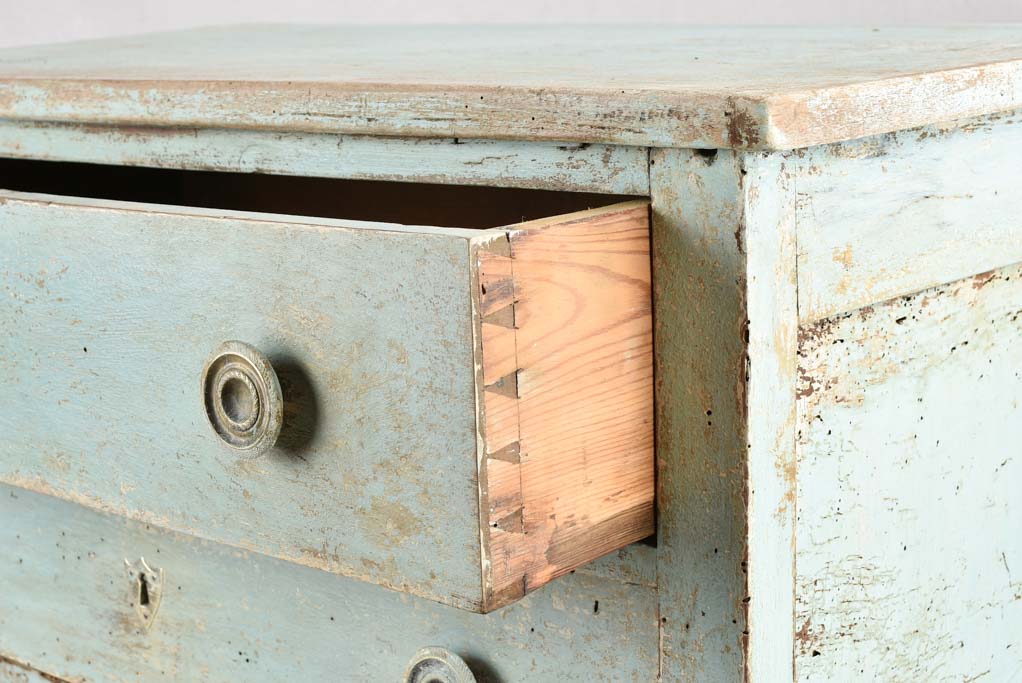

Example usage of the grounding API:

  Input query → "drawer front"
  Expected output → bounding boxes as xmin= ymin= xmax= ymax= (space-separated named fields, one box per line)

xmin=0 ymin=193 xmax=485 ymax=609
xmin=0 ymin=191 xmax=654 ymax=612
xmin=0 ymin=483 xmax=660 ymax=682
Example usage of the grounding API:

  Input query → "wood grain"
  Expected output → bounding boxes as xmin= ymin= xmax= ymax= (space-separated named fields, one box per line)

xmin=3 ymin=25 xmax=1022 ymax=149
xmin=473 ymin=201 xmax=655 ymax=611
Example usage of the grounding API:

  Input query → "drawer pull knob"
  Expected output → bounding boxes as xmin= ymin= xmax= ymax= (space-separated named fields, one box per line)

xmin=201 ymin=341 xmax=283 ymax=456
xmin=403 ymin=647 xmax=476 ymax=683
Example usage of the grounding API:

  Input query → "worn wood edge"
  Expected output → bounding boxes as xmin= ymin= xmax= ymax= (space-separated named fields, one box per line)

xmin=3 ymin=60 xmax=1022 ymax=150
xmin=0 ymin=79 xmax=790 ymax=150
xmin=0 ymin=79 xmax=732 ymax=148
xmin=0 ymin=119 xmax=650 ymax=195
xmin=0 ymin=654 xmax=73 ymax=683
xmin=471 ymin=201 xmax=655 ymax=613
xmin=764 ymin=58 xmax=1022 ymax=150
xmin=469 ymin=229 xmax=515 ymax=612
xmin=499 ymin=198 xmax=652 ymax=233
xmin=0 ymin=188 xmax=483 ymax=239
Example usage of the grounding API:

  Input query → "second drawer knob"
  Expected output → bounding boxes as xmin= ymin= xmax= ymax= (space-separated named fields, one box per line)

xmin=201 ymin=341 xmax=283 ymax=457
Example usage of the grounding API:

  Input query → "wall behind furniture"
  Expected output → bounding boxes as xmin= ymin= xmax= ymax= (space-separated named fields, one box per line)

xmin=1 ymin=0 xmax=1020 ymax=49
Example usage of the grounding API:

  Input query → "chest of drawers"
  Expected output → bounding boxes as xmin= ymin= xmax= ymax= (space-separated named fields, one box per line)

xmin=0 ymin=25 xmax=1020 ymax=682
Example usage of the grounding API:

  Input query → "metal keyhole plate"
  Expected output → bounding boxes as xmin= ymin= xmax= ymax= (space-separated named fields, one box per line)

xmin=124 ymin=557 xmax=164 ymax=631
xmin=201 ymin=341 xmax=283 ymax=457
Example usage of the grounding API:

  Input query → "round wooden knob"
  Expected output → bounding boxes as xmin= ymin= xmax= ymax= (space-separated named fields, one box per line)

xmin=201 ymin=341 xmax=282 ymax=457
xmin=403 ymin=647 xmax=476 ymax=683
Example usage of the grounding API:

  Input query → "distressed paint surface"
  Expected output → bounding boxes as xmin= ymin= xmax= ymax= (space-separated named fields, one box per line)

xmin=0 ymin=484 xmax=659 ymax=682
xmin=795 ymin=264 xmax=1022 ymax=681
xmin=650 ymin=148 xmax=798 ymax=681
xmin=0 ymin=192 xmax=487 ymax=611
xmin=652 ymin=149 xmax=748 ymax=681
xmin=3 ymin=26 xmax=1022 ymax=149
xmin=741 ymin=153 xmax=799 ymax=683
xmin=796 ymin=110 xmax=1022 ymax=322
xmin=1 ymin=44 xmax=1018 ymax=677
xmin=0 ymin=121 xmax=649 ymax=195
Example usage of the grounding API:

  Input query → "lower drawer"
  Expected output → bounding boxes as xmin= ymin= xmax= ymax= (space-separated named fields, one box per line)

xmin=0 ymin=174 xmax=654 ymax=612
xmin=0 ymin=483 xmax=660 ymax=682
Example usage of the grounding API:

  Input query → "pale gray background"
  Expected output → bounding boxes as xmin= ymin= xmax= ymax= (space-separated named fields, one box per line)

xmin=1 ymin=0 xmax=1021 ymax=49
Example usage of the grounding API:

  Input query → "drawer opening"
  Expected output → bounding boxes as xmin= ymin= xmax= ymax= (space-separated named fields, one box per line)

xmin=0 ymin=157 xmax=640 ymax=228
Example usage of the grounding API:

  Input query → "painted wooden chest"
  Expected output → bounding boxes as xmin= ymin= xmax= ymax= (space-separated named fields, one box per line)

xmin=0 ymin=25 xmax=1019 ymax=682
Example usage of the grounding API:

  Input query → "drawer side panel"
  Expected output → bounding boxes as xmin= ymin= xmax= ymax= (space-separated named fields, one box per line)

xmin=474 ymin=202 xmax=655 ymax=611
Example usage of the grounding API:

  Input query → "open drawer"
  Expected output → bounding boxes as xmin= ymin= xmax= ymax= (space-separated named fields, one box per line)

xmin=0 ymin=163 xmax=654 ymax=612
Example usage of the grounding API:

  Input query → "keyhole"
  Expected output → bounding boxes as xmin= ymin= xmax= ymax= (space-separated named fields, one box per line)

xmin=138 ymin=573 xmax=150 ymax=606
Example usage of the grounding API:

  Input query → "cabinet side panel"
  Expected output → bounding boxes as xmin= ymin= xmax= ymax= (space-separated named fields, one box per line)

xmin=795 ymin=264 xmax=1022 ymax=681
xmin=796 ymin=110 xmax=1022 ymax=323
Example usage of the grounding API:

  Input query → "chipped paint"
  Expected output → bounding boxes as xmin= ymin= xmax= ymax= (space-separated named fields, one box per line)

xmin=651 ymin=147 xmax=798 ymax=682
xmin=3 ymin=27 xmax=1022 ymax=150
xmin=0 ymin=120 xmax=650 ymax=196
xmin=795 ymin=263 xmax=1022 ymax=681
